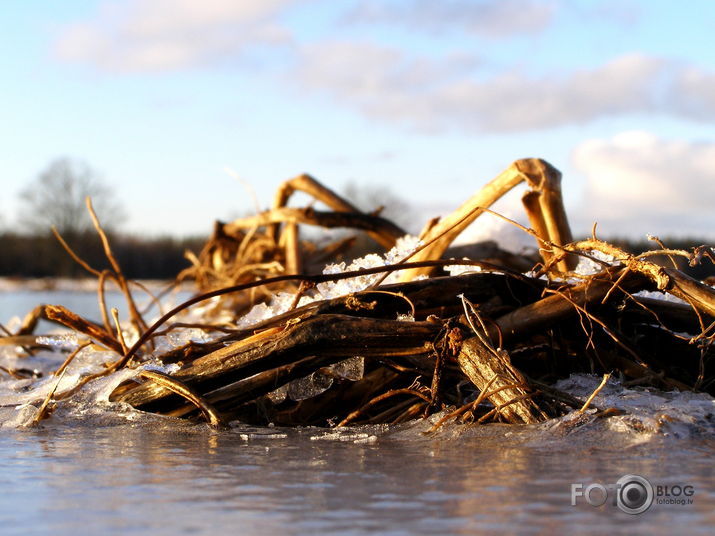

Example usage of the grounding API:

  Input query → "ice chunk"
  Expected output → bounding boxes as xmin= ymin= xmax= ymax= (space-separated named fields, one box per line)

xmin=140 ymin=362 xmax=181 ymax=375
xmin=166 ymin=327 xmax=212 ymax=346
xmin=554 ymin=373 xmax=715 ymax=437
xmin=310 ymin=431 xmax=373 ymax=442
xmin=268 ymin=358 xmax=364 ymax=404
xmin=36 ymin=332 xmax=79 ymax=350
xmin=331 ymin=357 xmax=364 ymax=381
xmin=238 ymin=432 xmax=288 ymax=441
xmin=266 ymin=384 xmax=288 ymax=404
xmin=287 ymin=371 xmax=333 ymax=401
xmin=632 ymin=290 xmax=687 ymax=305
xmin=0 ymin=403 xmax=40 ymax=428
xmin=81 ymin=367 xmax=141 ymax=403
xmin=353 ymin=435 xmax=378 ymax=444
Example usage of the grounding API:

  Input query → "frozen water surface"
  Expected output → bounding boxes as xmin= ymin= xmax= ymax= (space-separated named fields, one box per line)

xmin=0 ymin=409 xmax=713 ymax=536
xmin=1 ymin=269 xmax=714 ymax=534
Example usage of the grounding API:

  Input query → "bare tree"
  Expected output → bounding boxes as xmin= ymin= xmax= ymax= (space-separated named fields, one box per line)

xmin=18 ymin=157 xmax=126 ymax=236
xmin=342 ymin=181 xmax=415 ymax=232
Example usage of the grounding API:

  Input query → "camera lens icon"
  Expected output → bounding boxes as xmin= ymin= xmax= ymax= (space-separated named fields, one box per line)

xmin=616 ymin=474 xmax=654 ymax=514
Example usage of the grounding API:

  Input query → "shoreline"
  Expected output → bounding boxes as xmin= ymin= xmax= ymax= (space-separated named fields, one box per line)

xmin=0 ymin=276 xmax=187 ymax=293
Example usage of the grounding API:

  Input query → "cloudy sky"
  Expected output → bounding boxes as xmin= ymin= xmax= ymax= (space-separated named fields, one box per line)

xmin=2 ymin=0 xmax=714 ymax=242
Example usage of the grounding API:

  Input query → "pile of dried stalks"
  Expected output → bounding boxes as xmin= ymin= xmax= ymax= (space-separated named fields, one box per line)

xmin=4 ymin=158 xmax=714 ymax=430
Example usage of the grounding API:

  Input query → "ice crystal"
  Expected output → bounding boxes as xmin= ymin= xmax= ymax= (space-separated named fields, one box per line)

xmin=235 ymin=235 xmax=422 ymax=329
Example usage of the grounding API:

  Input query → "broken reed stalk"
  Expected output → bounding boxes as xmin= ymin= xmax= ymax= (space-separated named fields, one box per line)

xmin=399 ymin=158 xmax=577 ymax=282
xmin=458 ymin=336 xmax=549 ymax=424
xmin=281 ymin=220 xmax=301 ymax=275
xmin=49 ymin=201 xmax=148 ymax=351
xmin=97 ymin=270 xmax=115 ymax=335
xmin=225 ymin=207 xmax=405 ymax=249
xmin=137 ymin=370 xmax=226 ymax=428
xmin=492 ymin=267 xmax=648 ymax=342
xmin=43 ymin=305 xmax=124 ymax=354
xmin=268 ymin=173 xmax=406 ymax=249
xmin=518 ymin=159 xmax=576 ymax=272
xmin=571 ymin=239 xmax=715 ymax=319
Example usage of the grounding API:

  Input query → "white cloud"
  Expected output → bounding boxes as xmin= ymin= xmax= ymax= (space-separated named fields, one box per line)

xmin=53 ymin=2 xmax=715 ymax=133
xmin=584 ymin=0 xmax=641 ymax=25
xmin=346 ymin=0 xmax=556 ymax=37
xmin=292 ymin=46 xmax=715 ymax=132
xmin=427 ymin=53 xmax=665 ymax=130
xmin=670 ymin=66 xmax=715 ymax=121
xmin=572 ymin=131 xmax=715 ymax=237
xmin=292 ymin=41 xmax=480 ymax=130
xmin=55 ymin=0 xmax=298 ymax=72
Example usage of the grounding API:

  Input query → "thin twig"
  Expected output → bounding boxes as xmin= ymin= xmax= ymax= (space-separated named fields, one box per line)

xmin=111 ymin=308 xmax=128 ymax=354
xmin=336 ymin=388 xmax=432 ymax=427
xmin=86 ymin=197 xmax=148 ymax=336
xmin=32 ymin=367 xmax=70 ymax=425
xmin=578 ymin=373 xmax=611 ymax=413
xmin=138 ymin=369 xmax=226 ymax=428
xmin=51 ymin=227 xmax=101 ymax=277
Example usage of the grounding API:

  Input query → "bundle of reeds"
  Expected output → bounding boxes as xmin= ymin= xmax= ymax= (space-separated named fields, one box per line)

xmin=5 ymin=159 xmax=714 ymax=429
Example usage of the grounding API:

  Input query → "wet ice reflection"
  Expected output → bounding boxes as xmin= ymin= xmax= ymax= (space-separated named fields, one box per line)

xmin=0 ymin=419 xmax=713 ymax=536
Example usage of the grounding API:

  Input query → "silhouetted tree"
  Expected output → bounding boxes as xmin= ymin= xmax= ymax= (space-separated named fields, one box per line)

xmin=342 ymin=181 xmax=414 ymax=231
xmin=18 ymin=157 xmax=126 ymax=236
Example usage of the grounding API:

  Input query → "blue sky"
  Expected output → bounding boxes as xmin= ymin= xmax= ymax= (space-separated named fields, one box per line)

xmin=1 ymin=0 xmax=714 ymax=242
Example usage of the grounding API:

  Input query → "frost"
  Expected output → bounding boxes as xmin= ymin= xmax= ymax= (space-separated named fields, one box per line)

xmin=140 ymin=362 xmax=181 ymax=375
xmin=234 ymin=235 xmax=422 ymax=329
xmin=573 ymin=250 xmax=618 ymax=276
xmin=632 ymin=290 xmax=687 ymax=305
xmin=36 ymin=332 xmax=79 ymax=349
xmin=315 ymin=235 xmax=422 ymax=299
xmin=310 ymin=431 xmax=375 ymax=443
xmin=445 ymin=260 xmax=482 ymax=277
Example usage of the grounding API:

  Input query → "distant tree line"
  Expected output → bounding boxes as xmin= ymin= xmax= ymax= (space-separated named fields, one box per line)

xmin=1 ymin=230 xmax=710 ymax=281
xmin=0 ymin=231 xmax=205 ymax=279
